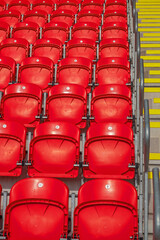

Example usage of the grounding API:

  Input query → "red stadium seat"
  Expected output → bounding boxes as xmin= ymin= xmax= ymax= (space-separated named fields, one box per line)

xmin=0 ymin=120 xmax=26 ymax=176
xmin=0 ymin=38 xmax=29 ymax=64
xmin=0 ymin=10 xmax=21 ymax=28
xmin=57 ymin=57 xmax=92 ymax=93
xmin=99 ymin=38 xmax=129 ymax=59
xmin=32 ymin=0 xmax=54 ymax=14
xmin=74 ymin=179 xmax=138 ymax=240
xmin=19 ymin=57 xmax=54 ymax=91
xmin=3 ymin=0 xmax=12 ymax=3
xmin=81 ymin=0 xmax=104 ymax=12
xmin=104 ymin=10 xmax=127 ymax=24
xmin=28 ymin=122 xmax=80 ymax=178
xmin=72 ymin=22 xmax=99 ymax=42
xmin=51 ymin=9 xmax=75 ymax=27
xmin=57 ymin=0 xmax=79 ymax=14
xmin=91 ymin=84 xmax=132 ymax=125
xmin=43 ymin=22 xmax=69 ymax=44
xmin=0 ymin=22 xmax=10 ymax=43
xmin=83 ymin=122 xmax=135 ymax=179
xmin=46 ymin=84 xmax=87 ymax=128
xmin=12 ymin=22 xmax=39 ymax=44
xmin=106 ymin=0 xmax=127 ymax=11
xmin=0 ymin=0 xmax=6 ymax=11
xmin=32 ymin=38 xmax=62 ymax=63
xmin=1 ymin=83 xmax=42 ymax=128
xmin=96 ymin=57 xmax=130 ymax=85
xmin=8 ymin=0 xmax=30 ymax=14
xmin=77 ymin=9 xmax=102 ymax=25
xmin=23 ymin=10 xmax=48 ymax=28
xmin=0 ymin=56 xmax=16 ymax=91
xmin=4 ymin=178 xmax=69 ymax=240
xmin=102 ymin=22 xmax=128 ymax=40
xmin=66 ymin=38 xmax=96 ymax=61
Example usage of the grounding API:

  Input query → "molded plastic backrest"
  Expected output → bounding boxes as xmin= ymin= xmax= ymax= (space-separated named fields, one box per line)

xmin=9 ymin=177 xmax=69 ymax=208
xmin=23 ymin=10 xmax=48 ymax=27
xmin=0 ymin=10 xmax=21 ymax=27
xmin=51 ymin=9 xmax=75 ymax=27
xmin=8 ymin=0 xmax=30 ymax=14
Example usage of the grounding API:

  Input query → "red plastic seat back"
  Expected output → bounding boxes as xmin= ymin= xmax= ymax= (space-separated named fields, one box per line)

xmin=4 ymin=178 xmax=69 ymax=240
xmin=43 ymin=22 xmax=69 ymax=44
xmin=51 ymin=9 xmax=75 ymax=27
xmin=72 ymin=22 xmax=99 ymax=42
xmin=0 ymin=120 xmax=26 ymax=176
xmin=32 ymin=38 xmax=62 ymax=63
xmin=96 ymin=57 xmax=130 ymax=85
xmin=12 ymin=22 xmax=39 ymax=44
xmin=67 ymin=38 xmax=96 ymax=61
xmin=0 ymin=38 xmax=29 ymax=64
xmin=83 ymin=122 xmax=135 ymax=179
xmin=57 ymin=57 xmax=92 ymax=93
xmin=0 ymin=10 xmax=21 ymax=28
xmin=0 ymin=22 xmax=10 ymax=43
xmin=46 ymin=84 xmax=87 ymax=128
xmin=74 ymin=179 xmax=138 ymax=240
xmin=1 ymin=83 xmax=42 ymax=128
xmin=23 ymin=10 xmax=48 ymax=28
xmin=82 ymin=0 xmax=104 ymax=11
xmin=100 ymin=38 xmax=129 ymax=59
xmin=19 ymin=57 xmax=54 ymax=91
xmin=102 ymin=22 xmax=128 ymax=40
xmin=57 ymin=0 xmax=79 ymax=14
xmin=91 ymin=84 xmax=132 ymax=125
xmin=28 ymin=121 xmax=80 ymax=178
xmin=78 ymin=9 xmax=102 ymax=25
xmin=32 ymin=0 xmax=54 ymax=14
xmin=0 ymin=56 xmax=16 ymax=91
xmin=104 ymin=10 xmax=127 ymax=24
xmin=8 ymin=0 xmax=30 ymax=14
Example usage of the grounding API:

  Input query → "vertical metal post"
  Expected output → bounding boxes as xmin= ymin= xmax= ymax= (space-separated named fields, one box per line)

xmin=54 ymin=64 xmax=58 ymax=83
xmin=16 ymin=64 xmax=19 ymax=83
xmin=2 ymin=191 xmax=8 ymax=231
xmin=71 ymin=193 xmax=75 ymax=236
xmin=139 ymin=115 xmax=143 ymax=238
xmin=39 ymin=27 xmax=42 ymax=39
xmin=144 ymin=172 xmax=149 ymax=240
xmin=29 ymin=44 xmax=32 ymax=57
xmin=27 ymin=132 xmax=32 ymax=162
xmin=63 ymin=45 xmax=66 ymax=58
xmin=43 ymin=92 xmax=47 ymax=116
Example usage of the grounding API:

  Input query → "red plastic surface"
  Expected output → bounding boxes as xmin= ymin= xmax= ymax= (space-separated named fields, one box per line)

xmin=0 ymin=22 xmax=10 ymax=43
xmin=43 ymin=22 xmax=69 ymax=44
xmin=72 ymin=22 xmax=99 ymax=41
xmin=0 ymin=10 xmax=21 ymax=28
xmin=8 ymin=0 xmax=30 ymax=14
xmin=91 ymin=84 xmax=132 ymax=125
xmin=19 ymin=57 xmax=54 ymax=91
xmin=104 ymin=10 xmax=127 ymax=24
xmin=46 ymin=84 xmax=87 ymax=128
xmin=1 ymin=83 xmax=42 ymax=128
xmin=78 ymin=9 xmax=102 ymax=25
xmin=74 ymin=179 xmax=138 ymax=240
xmin=96 ymin=57 xmax=130 ymax=85
xmin=0 ymin=120 xmax=26 ymax=176
xmin=57 ymin=0 xmax=79 ymax=14
xmin=0 ymin=38 xmax=29 ymax=64
xmin=51 ymin=9 xmax=75 ymax=27
xmin=0 ymin=56 xmax=16 ymax=91
xmin=23 ymin=10 xmax=48 ymax=28
xmin=67 ymin=38 xmax=96 ymax=61
xmin=100 ymin=38 xmax=129 ymax=59
xmin=4 ymin=178 xmax=69 ymax=240
xmin=28 ymin=121 xmax=80 ymax=178
xmin=0 ymin=1 xmax=6 ymax=12
xmin=32 ymin=0 xmax=54 ymax=14
xmin=57 ymin=57 xmax=92 ymax=93
xmin=83 ymin=122 xmax=135 ymax=179
xmin=32 ymin=38 xmax=62 ymax=63
xmin=12 ymin=22 xmax=39 ymax=44
xmin=82 ymin=0 xmax=104 ymax=11
xmin=102 ymin=22 xmax=128 ymax=40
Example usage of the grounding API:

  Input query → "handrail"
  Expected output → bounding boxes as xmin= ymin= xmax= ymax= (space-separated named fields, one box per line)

xmin=144 ymin=99 xmax=150 ymax=240
xmin=137 ymin=31 xmax=140 ymax=79
xmin=153 ymin=168 xmax=160 ymax=240
xmin=135 ymin=11 xmax=138 ymax=34
xmin=140 ymin=59 xmax=144 ymax=117
xmin=144 ymin=99 xmax=150 ymax=173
